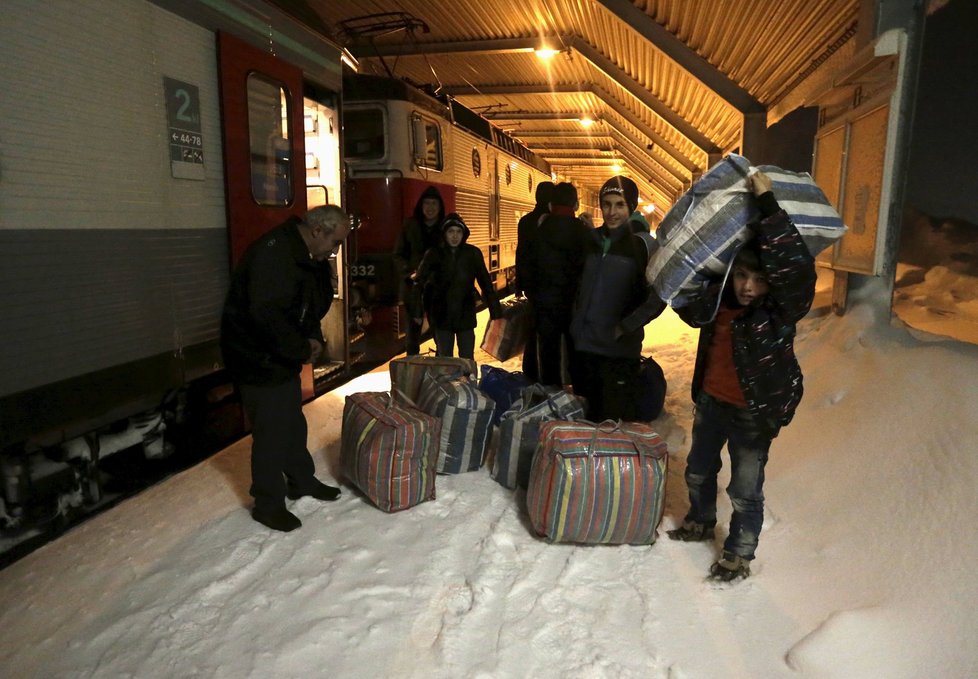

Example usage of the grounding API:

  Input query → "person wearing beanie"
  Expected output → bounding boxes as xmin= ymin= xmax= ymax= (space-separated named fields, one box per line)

xmin=412 ymin=213 xmax=502 ymax=358
xmin=521 ymin=182 xmax=590 ymax=388
xmin=569 ymin=176 xmax=667 ymax=421
xmin=394 ymin=185 xmax=446 ymax=355
xmin=514 ymin=180 xmax=555 ymax=380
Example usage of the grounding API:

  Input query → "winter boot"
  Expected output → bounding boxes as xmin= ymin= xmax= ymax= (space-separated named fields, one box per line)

xmin=707 ymin=551 xmax=751 ymax=582
xmin=252 ymin=506 xmax=301 ymax=532
xmin=666 ymin=520 xmax=716 ymax=542
xmin=287 ymin=479 xmax=341 ymax=502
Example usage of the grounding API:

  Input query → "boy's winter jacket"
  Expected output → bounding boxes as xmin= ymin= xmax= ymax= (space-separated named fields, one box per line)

xmin=677 ymin=204 xmax=817 ymax=437
xmin=570 ymin=225 xmax=666 ymax=358
xmin=414 ymin=224 xmax=502 ymax=331
xmin=221 ymin=216 xmax=333 ymax=386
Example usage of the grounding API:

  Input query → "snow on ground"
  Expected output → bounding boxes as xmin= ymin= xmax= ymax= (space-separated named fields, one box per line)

xmin=1 ymin=273 xmax=976 ymax=678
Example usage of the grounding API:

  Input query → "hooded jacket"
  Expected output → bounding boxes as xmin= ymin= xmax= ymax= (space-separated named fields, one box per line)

xmin=413 ymin=216 xmax=502 ymax=331
xmin=221 ymin=216 xmax=333 ymax=386
xmin=393 ymin=186 xmax=445 ymax=303
xmin=676 ymin=197 xmax=816 ymax=437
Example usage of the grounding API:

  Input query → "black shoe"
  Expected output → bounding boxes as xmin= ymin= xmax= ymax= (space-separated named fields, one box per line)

xmin=707 ymin=552 xmax=751 ymax=582
xmin=666 ymin=521 xmax=716 ymax=542
xmin=251 ymin=506 xmax=301 ymax=532
xmin=287 ymin=479 xmax=341 ymax=502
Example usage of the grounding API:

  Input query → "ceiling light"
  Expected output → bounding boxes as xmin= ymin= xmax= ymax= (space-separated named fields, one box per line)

xmin=535 ymin=48 xmax=559 ymax=60
xmin=611 ymin=162 xmax=623 ymax=173
xmin=579 ymin=117 xmax=595 ymax=128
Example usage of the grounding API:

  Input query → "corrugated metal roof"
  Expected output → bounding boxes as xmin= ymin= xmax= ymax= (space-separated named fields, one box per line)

xmin=285 ymin=0 xmax=861 ymax=214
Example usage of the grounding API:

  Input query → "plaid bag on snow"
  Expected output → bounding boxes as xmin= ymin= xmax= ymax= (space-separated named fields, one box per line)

xmin=417 ymin=372 xmax=495 ymax=474
xmin=341 ymin=392 xmax=440 ymax=513
xmin=492 ymin=385 xmax=586 ymax=490
xmin=525 ymin=419 xmax=668 ymax=545
xmin=389 ymin=355 xmax=477 ymax=406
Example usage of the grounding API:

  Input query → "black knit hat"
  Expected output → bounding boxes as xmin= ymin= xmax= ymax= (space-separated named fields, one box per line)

xmin=600 ymin=176 xmax=639 ymax=214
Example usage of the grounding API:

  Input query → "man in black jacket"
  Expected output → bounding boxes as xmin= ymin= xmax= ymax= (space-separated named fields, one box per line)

xmin=221 ymin=205 xmax=351 ymax=532
xmin=514 ymin=181 xmax=555 ymax=380
xmin=522 ymin=182 xmax=589 ymax=387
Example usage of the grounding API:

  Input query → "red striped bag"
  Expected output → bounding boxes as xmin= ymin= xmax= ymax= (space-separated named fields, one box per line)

xmin=525 ymin=420 xmax=668 ymax=544
xmin=341 ymin=392 xmax=440 ymax=512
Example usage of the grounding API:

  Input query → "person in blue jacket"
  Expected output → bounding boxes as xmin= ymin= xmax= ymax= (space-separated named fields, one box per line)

xmin=667 ymin=170 xmax=817 ymax=582
xmin=570 ymin=176 xmax=666 ymax=421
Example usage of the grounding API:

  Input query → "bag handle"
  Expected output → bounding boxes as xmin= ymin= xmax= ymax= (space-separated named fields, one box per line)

xmin=585 ymin=419 xmax=658 ymax=458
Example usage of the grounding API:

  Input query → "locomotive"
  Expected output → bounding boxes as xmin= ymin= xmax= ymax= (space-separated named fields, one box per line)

xmin=0 ymin=0 xmax=553 ymax=564
xmin=341 ymin=73 xmax=553 ymax=363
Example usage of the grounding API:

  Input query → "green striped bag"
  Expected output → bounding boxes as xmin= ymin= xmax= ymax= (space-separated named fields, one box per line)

xmin=341 ymin=392 xmax=440 ymax=512
xmin=526 ymin=420 xmax=668 ymax=544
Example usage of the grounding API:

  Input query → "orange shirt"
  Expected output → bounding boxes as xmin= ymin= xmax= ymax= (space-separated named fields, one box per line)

xmin=702 ymin=305 xmax=748 ymax=407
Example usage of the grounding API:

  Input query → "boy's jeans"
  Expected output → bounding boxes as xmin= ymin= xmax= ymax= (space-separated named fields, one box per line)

xmin=683 ymin=392 xmax=773 ymax=560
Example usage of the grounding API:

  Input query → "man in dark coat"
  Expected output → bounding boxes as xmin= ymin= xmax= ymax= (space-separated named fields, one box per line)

xmin=570 ymin=176 xmax=667 ymax=421
xmin=221 ymin=205 xmax=351 ymax=532
xmin=522 ymin=182 xmax=590 ymax=387
xmin=413 ymin=213 xmax=502 ymax=358
xmin=393 ymin=186 xmax=446 ymax=354
xmin=514 ymin=181 xmax=555 ymax=379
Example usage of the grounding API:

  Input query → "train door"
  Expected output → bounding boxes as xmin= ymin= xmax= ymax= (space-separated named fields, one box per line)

xmin=217 ymin=32 xmax=326 ymax=399
xmin=303 ymin=92 xmax=349 ymax=388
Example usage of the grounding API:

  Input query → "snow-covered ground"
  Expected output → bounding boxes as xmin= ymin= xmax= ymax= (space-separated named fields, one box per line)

xmin=1 ymin=273 xmax=976 ymax=678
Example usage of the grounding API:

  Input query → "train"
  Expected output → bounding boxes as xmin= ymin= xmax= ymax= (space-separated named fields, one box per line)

xmin=0 ymin=0 xmax=553 ymax=563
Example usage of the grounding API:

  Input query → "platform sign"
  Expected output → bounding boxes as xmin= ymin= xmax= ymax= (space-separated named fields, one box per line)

xmin=163 ymin=76 xmax=205 ymax=180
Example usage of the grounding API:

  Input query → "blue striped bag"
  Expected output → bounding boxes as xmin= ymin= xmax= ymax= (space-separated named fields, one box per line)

xmin=340 ymin=392 xmax=440 ymax=513
xmin=525 ymin=420 xmax=668 ymax=545
xmin=492 ymin=385 xmax=587 ymax=490
xmin=417 ymin=372 xmax=496 ymax=474
xmin=648 ymin=153 xmax=846 ymax=307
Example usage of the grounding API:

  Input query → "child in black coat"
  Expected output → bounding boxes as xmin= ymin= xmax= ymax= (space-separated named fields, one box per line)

xmin=668 ymin=170 xmax=816 ymax=582
xmin=413 ymin=213 xmax=501 ymax=358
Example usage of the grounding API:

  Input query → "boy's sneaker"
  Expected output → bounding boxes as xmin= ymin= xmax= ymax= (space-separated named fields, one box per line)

xmin=707 ymin=552 xmax=751 ymax=582
xmin=666 ymin=521 xmax=715 ymax=542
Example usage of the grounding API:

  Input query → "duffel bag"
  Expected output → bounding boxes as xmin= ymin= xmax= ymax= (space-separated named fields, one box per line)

xmin=492 ymin=385 xmax=586 ymax=490
xmin=526 ymin=419 xmax=668 ymax=544
xmin=417 ymin=372 xmax=495 ymax=474
xmin=648 ymin=153 xmax=846 ymax=307
xmin=480 ymin=296 xmax=532 ymax=361
xmin=389 ymin=355 xmax=477 ymax=406
xmin=636 ymin=356 xmax=667 ymax=421
xmin=340 ymin=391 xmax=440 ymax=512
xmin=478 ymin=364 xmax=533 ymax=426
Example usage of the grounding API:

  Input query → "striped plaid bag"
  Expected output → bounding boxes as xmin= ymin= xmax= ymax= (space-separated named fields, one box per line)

xmin=525 ymin=420 xmax=668 ymax=545
xmin=417 ymin=372 xmax=496 ymax=474
xmin=340 ymin=392 xmax=440 ymax=513
xmin=389 ymin=355 xmax=477 ymax=406
xmin=647 ymin=153 xmax=846 ymax=307
xmin=492 ymin=385 xmax=586 ymax=490
xmin=480 ymin=296 xmax=531 ymax=361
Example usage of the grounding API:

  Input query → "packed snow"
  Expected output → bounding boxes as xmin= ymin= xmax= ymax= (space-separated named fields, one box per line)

xmin=1 ymin=271 xmax=976 ymax=678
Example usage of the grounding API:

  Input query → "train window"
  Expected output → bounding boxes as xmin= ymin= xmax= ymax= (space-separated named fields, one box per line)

xmin=343 ymin=106 xmax=385 ymax=160
xmin=412 ymin=113 xmax=443 ymax=171
xmin=247 ymin=73 xmax=293 ymax=206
